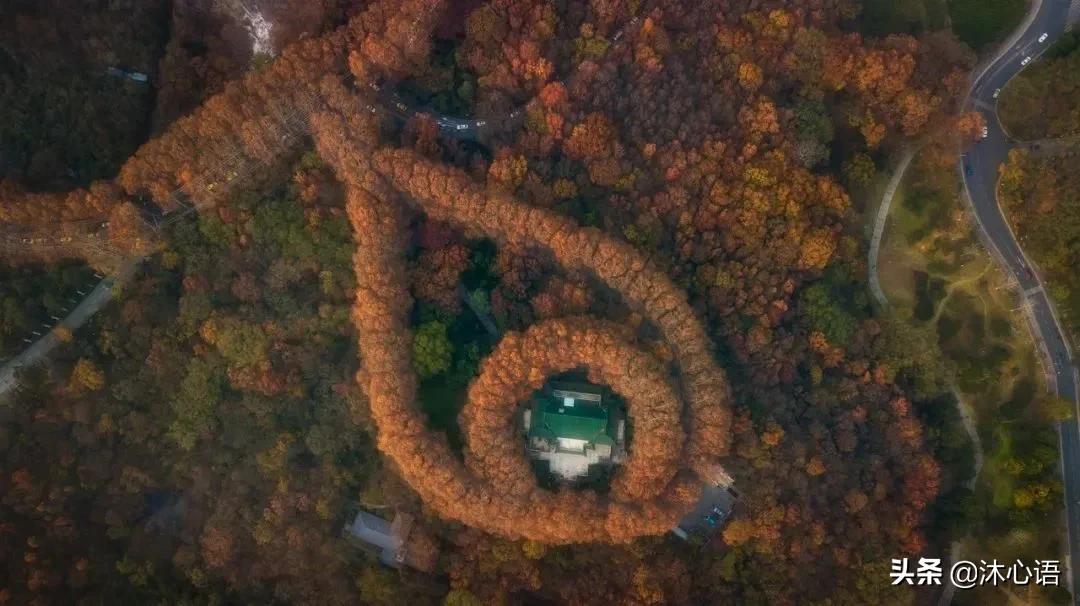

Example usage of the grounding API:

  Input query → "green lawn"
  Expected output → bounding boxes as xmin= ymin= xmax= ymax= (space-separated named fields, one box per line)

xmin=856 ymin=0 xmax=1021 ymax=48
xmin=868 ymin=146 xmax=1065 ymax=598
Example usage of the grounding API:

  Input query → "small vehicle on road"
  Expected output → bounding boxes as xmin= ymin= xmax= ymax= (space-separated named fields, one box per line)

xmin=1039 ymin=33 xmax=1049 ymax=43
xmin=964 ymin=164 xmax=974 ymax=177
xmin=475 ymin=120 xmax=486 ymax=127
xmin=455 ymin=124 xmax=469 ymax=131
xmin=981 ymin=126 xmax=989 ymax=139
xmin=993 ymin=88 xmax=1001 ymax=98
xmin=1021 ymin=56 xmax=1032 ymax=66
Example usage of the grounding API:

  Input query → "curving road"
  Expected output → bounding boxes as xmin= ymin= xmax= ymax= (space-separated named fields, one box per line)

xmin=0 ymin=260 xmax=138 ymax=397
xmin=868 ymin=147 xmax=915 ymax=308
xmin=961 ymin=0 xmax=1080 ymax=600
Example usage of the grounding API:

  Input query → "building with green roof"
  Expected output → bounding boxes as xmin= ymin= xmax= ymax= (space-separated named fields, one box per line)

xmin=523 ymin=381 xmax=626 ymax=481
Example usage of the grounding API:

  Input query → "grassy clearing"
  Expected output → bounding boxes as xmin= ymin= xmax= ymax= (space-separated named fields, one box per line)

xmin=877 ymin=219 xmax=919 ymax=309
xmin=859 ymin=0 xmax=1028 ymax=51
xmin=870 ymin=146 xmax=1066 ymax=601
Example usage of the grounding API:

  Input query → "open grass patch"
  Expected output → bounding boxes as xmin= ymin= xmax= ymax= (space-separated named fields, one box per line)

xmin=878 ymin=235 xmax=920 ymax=306
xmin=868 ymin=143 xmax=1064 ymax=591
xmin=987 ymin=425 xmax=1017 ymax=510
xmin=914 ymin=271 xmax=947 ymax=321
xmin=989 ymin=313 xmax=1013 ymax=339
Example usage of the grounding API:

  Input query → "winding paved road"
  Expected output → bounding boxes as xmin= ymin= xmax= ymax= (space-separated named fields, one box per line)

xmin=960 ymin=0 xmax=1080 ymax=600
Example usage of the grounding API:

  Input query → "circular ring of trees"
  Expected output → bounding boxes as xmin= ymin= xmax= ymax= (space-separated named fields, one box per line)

xmin=461 ymin=316 xmax=685 ymax=503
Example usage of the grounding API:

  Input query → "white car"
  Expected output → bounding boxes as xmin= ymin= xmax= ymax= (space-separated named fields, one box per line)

xmin=1038 ymin=33 xmax=1049 ymax=43
xmin=981 ymin=126 xmax=989 ymax=139
xmin=455 ymin=124 xmax=469 ymax=131
xmin=1021 ymin=56 xmax=1032 ymax=66
xmin=475 ymin=120 xmax=487 ymax=127
xmin=993 ymin=88 xmax=1001 ymax=98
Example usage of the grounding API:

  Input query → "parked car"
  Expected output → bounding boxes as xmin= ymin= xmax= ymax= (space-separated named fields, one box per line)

xmin=1039 ymin=33 xmax=1049 ymax=43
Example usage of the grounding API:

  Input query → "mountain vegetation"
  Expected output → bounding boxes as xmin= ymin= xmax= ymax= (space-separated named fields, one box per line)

xmin=0 ymin=0 xmax=999 ymax=603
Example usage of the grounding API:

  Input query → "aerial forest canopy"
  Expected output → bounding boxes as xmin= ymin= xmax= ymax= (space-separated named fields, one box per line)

xmin=0 ymin=0 xmax=973 ymax=603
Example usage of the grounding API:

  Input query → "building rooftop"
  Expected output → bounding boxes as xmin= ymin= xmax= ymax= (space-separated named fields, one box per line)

xmin=530 ymin=396 xmax=614 ymax=445
xmin=524 ymin=381 xmax=625 ymax=481
xmin=344 ymin=510 xmax=410 ymax=567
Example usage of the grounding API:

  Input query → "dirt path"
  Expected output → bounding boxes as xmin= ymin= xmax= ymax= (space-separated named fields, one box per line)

xmin=868 ymin=151 xmax=991 ymax=606
xmin=930 ymin=261 xmax=993 ymax=325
